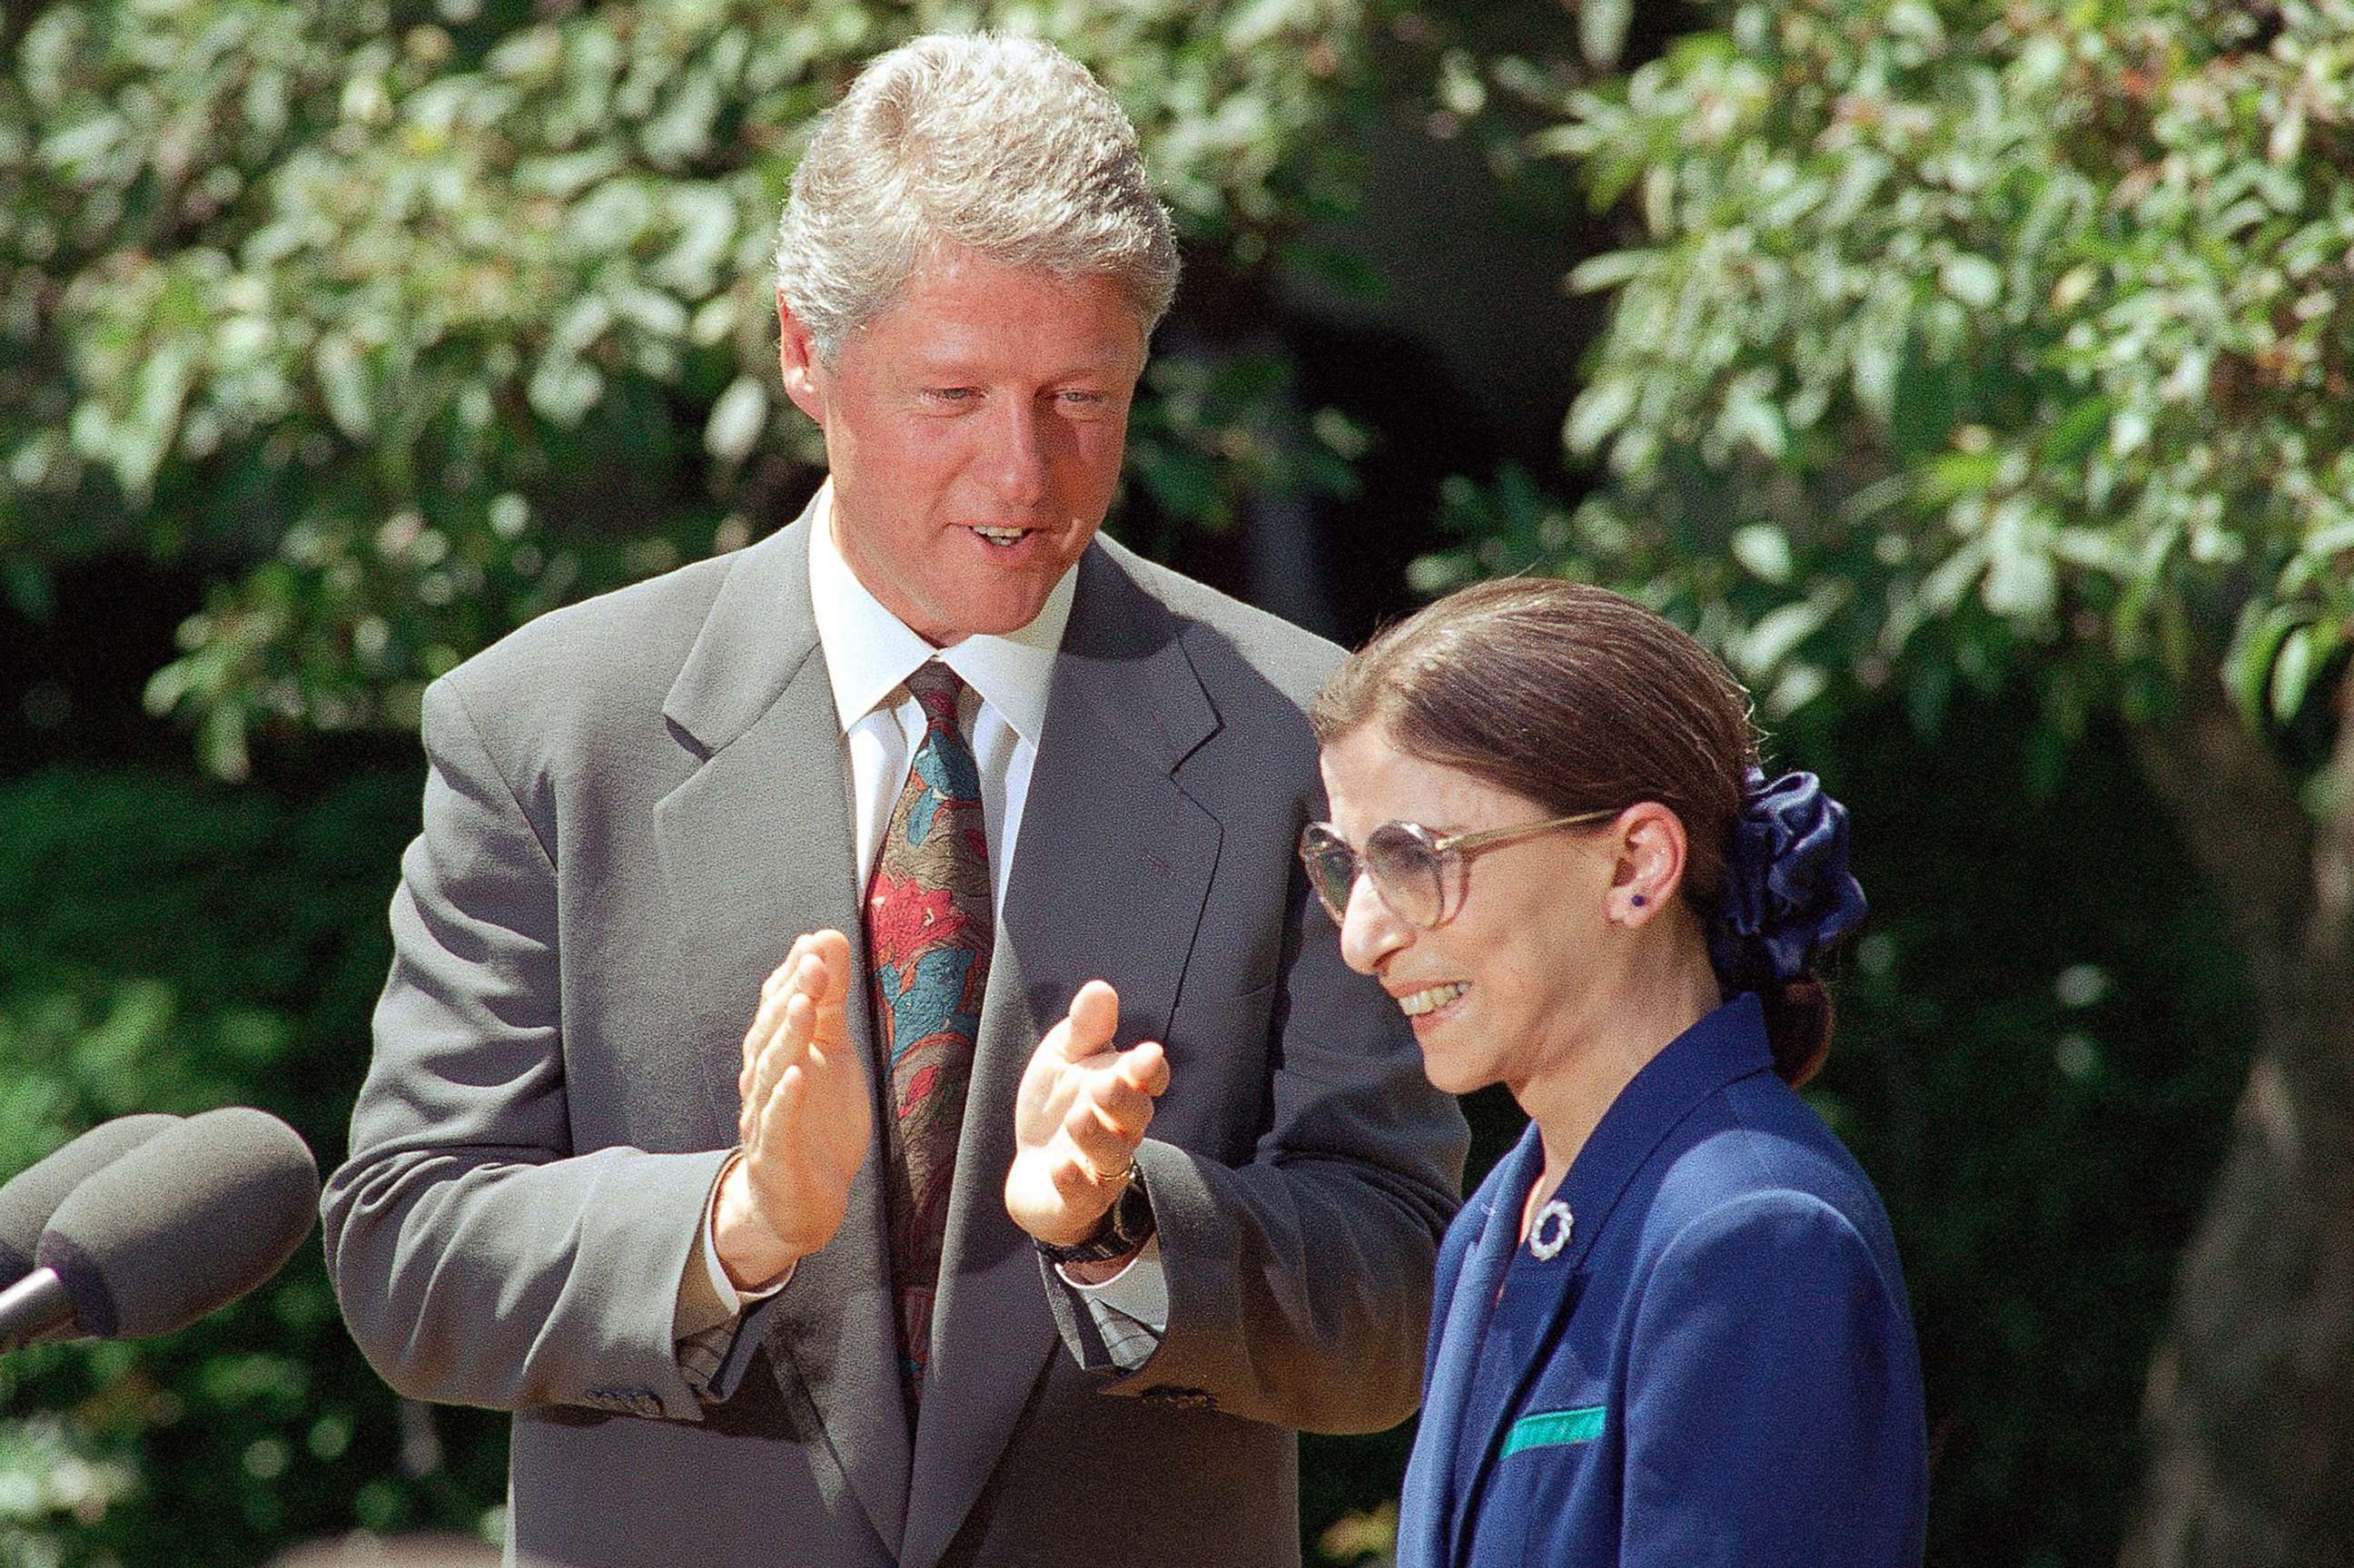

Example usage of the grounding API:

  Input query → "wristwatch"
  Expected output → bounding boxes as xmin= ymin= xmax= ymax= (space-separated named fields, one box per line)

xmin=1036 ymin=1160 xmax=1157 ymax=1266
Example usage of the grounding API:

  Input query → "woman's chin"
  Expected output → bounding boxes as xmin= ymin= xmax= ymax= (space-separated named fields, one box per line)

xmin=1415 ymin=1036 xmax=1494 ymax=1098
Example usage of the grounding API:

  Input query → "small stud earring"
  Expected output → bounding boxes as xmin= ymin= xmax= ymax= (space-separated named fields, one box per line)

xmin=1630 ymin=894 xmax=1647 ymax=907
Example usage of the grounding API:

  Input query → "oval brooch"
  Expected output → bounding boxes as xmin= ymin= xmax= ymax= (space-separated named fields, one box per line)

xmin=1529 ymin=1199 xmax=1575 ymax=1261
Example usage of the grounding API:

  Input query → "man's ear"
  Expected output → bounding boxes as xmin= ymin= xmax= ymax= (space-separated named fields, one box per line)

xmin=776 ymin=291 xmax=826 ymax=423
xmin=1610 ymin=802 xmax=1689 ymax=927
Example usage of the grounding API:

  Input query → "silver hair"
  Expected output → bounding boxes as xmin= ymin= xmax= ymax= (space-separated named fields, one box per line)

xmin=775 ymin=33 xmax=1180 ymax=361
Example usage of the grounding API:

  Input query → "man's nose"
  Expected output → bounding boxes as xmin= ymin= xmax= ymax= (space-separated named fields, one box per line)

xmin=983 ymin=397 xmax=1050 ymax=507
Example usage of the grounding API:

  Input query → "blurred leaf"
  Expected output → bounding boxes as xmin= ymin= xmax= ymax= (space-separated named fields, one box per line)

xmin=1316 ymin=1499 xmax=1398 ymax=1566
xmin=1564 ymin=376 xmax=1636 ymax=457
xmin=1940 ymin=253 xmax=2002 ymax=311
xmin=1578 ymin=0 xmax=1634 ymax=70
xmin=2040 ymin=397 xmax=2111 ymax=468
xmin=2270 ymin=623 xmax=2322 ymax=725
xmin=1731 ymin=524 xmax=1794 ymax=585
xmin=2228 ymin=604 xmax=2309 ymax=735
xmin=1566 ymin=248 xmax=1651 ymax=293
xmin=702 ymin=376 xmax=769 ymax=464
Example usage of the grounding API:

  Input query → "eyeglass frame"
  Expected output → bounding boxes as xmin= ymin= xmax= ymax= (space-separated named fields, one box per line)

xmin=1297 ymin=807 xmax=1620 ymax=931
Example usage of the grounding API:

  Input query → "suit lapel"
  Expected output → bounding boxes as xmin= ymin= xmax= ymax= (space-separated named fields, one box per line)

xmin=898 ymin=540 xmax=1223 ymax=1568
xmin=653 ymin=504 xmax=914 ymax=1555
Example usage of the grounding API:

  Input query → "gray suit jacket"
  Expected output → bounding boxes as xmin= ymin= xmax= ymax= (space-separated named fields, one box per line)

xmin=322 ymin=503 xmax=1468 ymax=1568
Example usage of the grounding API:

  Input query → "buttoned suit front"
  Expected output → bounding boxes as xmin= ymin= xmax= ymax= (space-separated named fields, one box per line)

xmin=322 ymin=498 xmax=1468 ymax=1568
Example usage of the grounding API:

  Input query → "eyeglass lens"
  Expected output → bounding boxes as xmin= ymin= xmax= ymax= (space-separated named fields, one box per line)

xmin=1301 ymin=823 xmax=1448 ymax=929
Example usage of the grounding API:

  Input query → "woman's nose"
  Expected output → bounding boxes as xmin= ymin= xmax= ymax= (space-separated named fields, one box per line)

xmin=1336 ymin=873 xmax=1409 ymax=977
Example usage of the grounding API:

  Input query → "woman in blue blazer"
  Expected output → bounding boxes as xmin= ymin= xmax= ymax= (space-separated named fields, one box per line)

xmin=1303 ymin=578 xmax=1926 ymax=1567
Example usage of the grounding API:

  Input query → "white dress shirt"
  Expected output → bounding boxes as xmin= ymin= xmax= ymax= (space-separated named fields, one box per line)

xmin=695 ymin=483 xmax=1167 ymax=1358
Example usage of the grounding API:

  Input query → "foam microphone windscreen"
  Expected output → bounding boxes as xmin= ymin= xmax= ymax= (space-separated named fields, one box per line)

xmin=35 ymin=1107 xmax=320 ymax=1340
xmin=0 ymin=1114 xmax=183 ymax=1284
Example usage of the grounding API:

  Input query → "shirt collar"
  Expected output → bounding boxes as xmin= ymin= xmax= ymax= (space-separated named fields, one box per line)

xmin=804 ymin=478 xmax=1077 ymax=745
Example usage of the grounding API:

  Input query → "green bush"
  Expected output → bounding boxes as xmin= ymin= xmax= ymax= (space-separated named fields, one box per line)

xmin=0 ymin=765 xmax=510 ymax=1567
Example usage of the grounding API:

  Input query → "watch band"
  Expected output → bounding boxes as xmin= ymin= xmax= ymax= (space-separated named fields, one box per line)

xmin=1036 ymin=1162 xmax=1157 ymax=1266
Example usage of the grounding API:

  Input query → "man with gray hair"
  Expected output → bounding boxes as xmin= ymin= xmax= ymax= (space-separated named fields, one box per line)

xmin=325 ymin=33 xmax=1465 ymax=1568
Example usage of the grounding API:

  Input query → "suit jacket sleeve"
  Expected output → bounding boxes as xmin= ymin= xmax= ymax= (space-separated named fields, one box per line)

xmin=321 ymin=676 xmax=726 ymax=1423
xmin=1044 ymin=849 xmax=1469 ymax=1436
xmin=1618 ymin=1190 xmax=1927 ymax=1566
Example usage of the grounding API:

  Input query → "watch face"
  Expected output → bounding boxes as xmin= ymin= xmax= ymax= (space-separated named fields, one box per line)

xmin=1112 ymin=1176 xmax=1156 ymax=1247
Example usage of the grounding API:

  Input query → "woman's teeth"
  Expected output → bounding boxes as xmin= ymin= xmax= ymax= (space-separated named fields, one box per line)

xmin=1400 ymin=982 xmax=1468 ymax=1017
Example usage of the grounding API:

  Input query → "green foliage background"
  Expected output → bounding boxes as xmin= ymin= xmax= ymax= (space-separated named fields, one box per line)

xmin=1429 ymin=0 xmax=2354 ymax=755
xmin=0 ymin=1 xmax=2300 ymax=1563
xmin=0 ymin=769 xmax=512 ymax=1563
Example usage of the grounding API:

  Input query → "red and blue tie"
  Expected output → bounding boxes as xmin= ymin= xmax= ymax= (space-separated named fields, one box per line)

xmin=865 ymin=662 xmax=992 ymax=1415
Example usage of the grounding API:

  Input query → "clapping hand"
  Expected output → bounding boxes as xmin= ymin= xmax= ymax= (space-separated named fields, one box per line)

xmin=1004 ymin=981 xmax=1171 ymax=1253
xmin=714 ymin=931 xmax=872 ymax=1288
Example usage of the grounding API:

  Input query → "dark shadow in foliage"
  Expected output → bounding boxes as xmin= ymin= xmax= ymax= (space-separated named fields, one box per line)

xmin=1803 ymin=692 xmax=2250 ymax=1568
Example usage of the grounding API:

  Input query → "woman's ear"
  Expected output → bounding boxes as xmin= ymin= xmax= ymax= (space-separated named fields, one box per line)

xmin=1609 ymin=802 xmax=1688 ymax=927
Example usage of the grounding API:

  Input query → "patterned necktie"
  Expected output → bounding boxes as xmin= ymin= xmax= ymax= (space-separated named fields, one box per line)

xmin=865 ymin=661 xmax=993 ymax=1416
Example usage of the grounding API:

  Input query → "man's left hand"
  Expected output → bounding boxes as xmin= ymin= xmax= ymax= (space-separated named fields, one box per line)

xmin=1005 ymin=980 xmax=1171 ymax=1251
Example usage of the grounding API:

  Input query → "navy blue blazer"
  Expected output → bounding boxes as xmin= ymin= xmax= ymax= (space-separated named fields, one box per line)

xmin=1397 ymin=994 xmax=1925 ymax=1568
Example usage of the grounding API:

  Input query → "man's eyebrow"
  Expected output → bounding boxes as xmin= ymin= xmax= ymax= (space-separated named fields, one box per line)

xmin=897 ymin=336 xmax=1142 ymax=379
xmin=903 ymin=359 xmax=1136 ymax=381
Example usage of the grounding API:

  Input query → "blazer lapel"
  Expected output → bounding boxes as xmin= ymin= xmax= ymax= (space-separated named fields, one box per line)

xmin=654 ymin=502 xmax=914 ymax=1555
xmin=898 ymin=539 xmax=1223 ymax=1568
xmin=1398 ymin=1128 xmax=1540 ymax=1568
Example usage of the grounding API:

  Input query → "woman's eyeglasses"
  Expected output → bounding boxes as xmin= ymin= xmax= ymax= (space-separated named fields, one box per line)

xmin=1296 ymin=809 xmax=1617 ymax=931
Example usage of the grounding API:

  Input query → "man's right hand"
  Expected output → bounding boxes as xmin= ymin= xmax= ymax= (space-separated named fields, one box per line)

xmin=715 ymin=930 xmax=871 ymax=1290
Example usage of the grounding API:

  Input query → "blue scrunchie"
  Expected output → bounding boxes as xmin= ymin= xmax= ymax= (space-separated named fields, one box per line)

xmin=1706 ymin=766 xmax=1867 ymax=988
